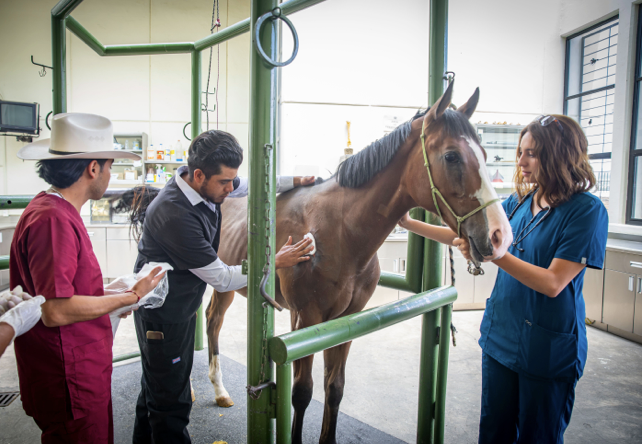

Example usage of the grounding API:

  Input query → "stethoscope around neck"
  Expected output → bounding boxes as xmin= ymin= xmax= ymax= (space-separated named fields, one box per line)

xmin=508 ymin=188 xmax=553 ymax=252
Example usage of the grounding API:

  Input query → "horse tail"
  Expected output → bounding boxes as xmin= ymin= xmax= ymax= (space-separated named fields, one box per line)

xmin=110 ymin=185 xmax=160 ymax=242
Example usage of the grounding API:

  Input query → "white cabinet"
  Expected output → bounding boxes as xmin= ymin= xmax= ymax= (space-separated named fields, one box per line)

xmin=445 ymin=246 xmax=498 ymax=310
xmin=86 ymin=225 xmax=139 ymax=280
xmin=105 ymin=227 xmax=139 ymax=279
xmin=86 ymin=227 xmax=107 ymax=276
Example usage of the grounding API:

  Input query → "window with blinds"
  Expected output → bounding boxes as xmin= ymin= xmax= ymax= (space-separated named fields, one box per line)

xmin=564 ymin=16 xmax=618 ymax=210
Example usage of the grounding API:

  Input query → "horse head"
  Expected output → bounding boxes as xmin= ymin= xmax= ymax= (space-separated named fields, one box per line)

xmin=404 ymin=80 xmax=513 ymax=265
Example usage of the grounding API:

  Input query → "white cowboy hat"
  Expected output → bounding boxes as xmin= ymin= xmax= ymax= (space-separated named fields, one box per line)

xmin=17 ymin=113 xmax=141 ymax=161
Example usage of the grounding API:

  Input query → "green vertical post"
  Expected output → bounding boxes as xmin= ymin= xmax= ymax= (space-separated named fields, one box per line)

xmin=248 ymin=0 xmax=278 ymax=442
xmin=417 ymin=0 xmax=448 ymax=442
xmin=192 ymin=49 xmax=205 ymax=351
xmin=434 ymin=303 xmax=452 ymax=443
xmin=51 ymin=15 xmax=67 ymax=114
xmin=51 ymin=0 xmax=83 ymax=114
xmin=276 ymin=363 xmax=292 ymax=444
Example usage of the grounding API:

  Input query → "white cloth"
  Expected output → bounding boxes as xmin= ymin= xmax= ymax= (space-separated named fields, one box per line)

xmin=0 ymin=295 xmax=46 ymax=341
xmin=174 ymin=165 xmax=293 ymax=291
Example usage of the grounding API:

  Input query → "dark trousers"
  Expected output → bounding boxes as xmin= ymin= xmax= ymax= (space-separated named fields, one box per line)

xmin=478 ymin=352 xmax=577 ymax=444
xmin=133 ymin=313 xmax=196 ymax=444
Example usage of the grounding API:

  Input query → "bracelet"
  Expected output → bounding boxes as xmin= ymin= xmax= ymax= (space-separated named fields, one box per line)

xmin=131 ymin=290 xmax=141 ymax=302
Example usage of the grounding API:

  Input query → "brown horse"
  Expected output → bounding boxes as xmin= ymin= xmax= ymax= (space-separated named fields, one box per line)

xmin=206 ymin=81 xmax=513 ymax=444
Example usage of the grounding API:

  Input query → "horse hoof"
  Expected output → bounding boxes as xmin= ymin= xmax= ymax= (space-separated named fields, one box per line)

xmin=216 ymin=396 xmax=235 ymax=407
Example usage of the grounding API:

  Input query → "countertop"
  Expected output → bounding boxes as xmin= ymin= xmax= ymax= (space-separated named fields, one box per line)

xmin=605 ymin=238 xmax=642 ymax=255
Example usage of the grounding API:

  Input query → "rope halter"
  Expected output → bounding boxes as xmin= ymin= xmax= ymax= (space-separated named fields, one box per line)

xmin=420 ymin=120 xmax=500 ymax=238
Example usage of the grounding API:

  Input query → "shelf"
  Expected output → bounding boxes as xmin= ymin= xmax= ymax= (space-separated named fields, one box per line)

xmin=145 ymin=160 xmax=187 ymax=165
xmin=486 ymin=161 xmax=515 ymax=166
xmin=476 ymin=124 xmax=525 ymax=131
xmin=109 ymin=179 xmax=144 ymax=186
xmin=112 ymin=162 xmax=140 ymax=167
xmin=482 ymin=143 xmax=518 ymax=149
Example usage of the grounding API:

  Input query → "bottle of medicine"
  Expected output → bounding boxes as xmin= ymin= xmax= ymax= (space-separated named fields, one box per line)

xmin=165 ymin=145 xmax=171 ymax=160
xmin=147 ymin=144 xmax=156 ymax=161
xmin=157 ymin=144 xmax=165 ymax=161
xmin=175 ymin=140 xmax=184 ymax=162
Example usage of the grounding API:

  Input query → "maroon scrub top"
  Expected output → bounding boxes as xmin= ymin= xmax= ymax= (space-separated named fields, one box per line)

xmin=10 ymin=192 xmax=112 ymax=422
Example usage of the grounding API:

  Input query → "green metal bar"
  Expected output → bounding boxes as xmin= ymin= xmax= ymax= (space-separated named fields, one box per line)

xmin=66 ymin=16 xmax=193 ymax=56
xmin=0 ymin=196 xmax=35 ymax=210
xmin=379 ymin=207 xmax=425 ymax=293
xmin=434 ymin=303 xmax=452 ymax=444
xmin=51 ymin=15 xmax=67 ymax=114
xmin=0 ymin=256 xmax=9 ymax=270
xmin=417 ymin=0 xmax=449 ymax=440
xmin=66 ymin=16 xmax=105 ymax=55
xmin=104 ymin=42 xmax=194 ymax=56
xmin=248 ymin=0 xmax=278 ymax=440
xmin=428 ymin=0 xmax=448 ymax=104
xmin=51 ymin=0 xmax=83 ymax=19
xmin=194 ymin=0 xmax=324 ymax=52
xmin=112 ymin=351 xmax=141 ymax=363
xmin=276 ymin=363 xmax=292 ymax=444
xmin=269 ymin=286 xmax=457 ymax=365
xmin=194 ymin=18 xmax=250 ymax=52
xmin=191 ymin=49 xmax=204 ymax=352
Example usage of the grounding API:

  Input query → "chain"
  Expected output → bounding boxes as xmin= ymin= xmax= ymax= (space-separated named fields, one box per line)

xmin=250 ymin=143 xmax=274 ymax=400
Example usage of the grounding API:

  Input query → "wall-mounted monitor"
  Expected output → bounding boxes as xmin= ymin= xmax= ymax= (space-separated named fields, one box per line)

xmin=0 ymin=101 xmax=39 ymax=135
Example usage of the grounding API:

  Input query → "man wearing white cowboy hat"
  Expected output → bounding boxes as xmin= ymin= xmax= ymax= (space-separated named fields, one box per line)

xmin=10 ymin=113 xmax=165 ymax=444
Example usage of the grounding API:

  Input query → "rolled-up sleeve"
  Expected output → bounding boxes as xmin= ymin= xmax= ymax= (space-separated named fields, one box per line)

xmin=190 ymin=258 xmax=247 ymax=292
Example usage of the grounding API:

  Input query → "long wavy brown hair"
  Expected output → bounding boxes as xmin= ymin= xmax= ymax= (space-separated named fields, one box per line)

xmin=513 ymin=114 xmax=596 ymax=209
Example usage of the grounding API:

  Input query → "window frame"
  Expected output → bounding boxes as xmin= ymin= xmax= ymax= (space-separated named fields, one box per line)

xmin=627 ymin=7 xmax=642 ymax=225
xmin=563 ymin=15 xmax=618 ymax=210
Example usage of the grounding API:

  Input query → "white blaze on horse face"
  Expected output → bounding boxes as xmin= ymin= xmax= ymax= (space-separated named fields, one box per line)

xmin=463 ymin=136 xmax=513 ymax=258
xmin=209 ymin=355 xmax=231 ymax=400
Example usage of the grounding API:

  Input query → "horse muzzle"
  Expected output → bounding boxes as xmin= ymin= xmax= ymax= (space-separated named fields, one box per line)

xmin=465 ymin=201 xmax=513 ymax=265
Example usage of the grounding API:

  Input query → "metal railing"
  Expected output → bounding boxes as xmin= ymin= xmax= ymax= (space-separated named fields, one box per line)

xmin=2 ymin=0 xmax=455 ymax=442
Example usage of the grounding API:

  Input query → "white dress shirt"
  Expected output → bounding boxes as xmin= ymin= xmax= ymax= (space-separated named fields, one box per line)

xmin=173 ymin=165 xmax=294 ymax=292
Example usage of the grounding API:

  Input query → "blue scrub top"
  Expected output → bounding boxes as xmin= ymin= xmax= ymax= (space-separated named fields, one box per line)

xmin=479 ymin=192 xmax=608 ymax=382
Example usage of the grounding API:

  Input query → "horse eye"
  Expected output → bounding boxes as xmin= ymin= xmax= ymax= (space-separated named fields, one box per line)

xmin=444 ymin=152 xmax=460 ymax=163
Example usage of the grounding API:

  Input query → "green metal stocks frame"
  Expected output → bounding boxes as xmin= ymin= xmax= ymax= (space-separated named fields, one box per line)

xmin=0 ymin=0 xmax=455 ymax=442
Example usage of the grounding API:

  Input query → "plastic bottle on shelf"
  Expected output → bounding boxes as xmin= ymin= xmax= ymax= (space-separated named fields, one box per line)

xmin=165 ymin=145 xmax=171 ymax=161
xmin=124 ymin=139 xmax=130 ymax=150
xmin=170 ymin=146 xmax=176 ymax=162
xmin=146 ymin=167 xmax=154 ymax=183
xmin=175 ymin=140 xmax=184 ymax=162
xmin=147 ymin=144 xmax=156 ymax=161
xmin=157 ymin=144 xmax=165 ymax=161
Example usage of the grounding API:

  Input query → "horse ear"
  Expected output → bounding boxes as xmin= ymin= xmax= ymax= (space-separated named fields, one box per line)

xmin=426 ymin=79 xmax=454 ymax=122
xmin=458 ymin=87 xmax=480 ymax=120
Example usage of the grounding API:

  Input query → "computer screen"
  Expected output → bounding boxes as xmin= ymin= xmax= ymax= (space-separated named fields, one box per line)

xmin=0 ymin=101 xmax=38 ymax=134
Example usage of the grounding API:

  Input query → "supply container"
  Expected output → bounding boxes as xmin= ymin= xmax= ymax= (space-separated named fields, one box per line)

xmin=157 ymin=144 xmax=165 ymax=161
xmin=175 ymin=140 xmax=184 ymax=162
xmin=147 ymin=144 xmax=156 ymax=161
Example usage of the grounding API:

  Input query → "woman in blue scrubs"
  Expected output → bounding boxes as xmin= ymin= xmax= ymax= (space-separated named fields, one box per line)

xmin=399 ymin=115 xmax=608 ymax=443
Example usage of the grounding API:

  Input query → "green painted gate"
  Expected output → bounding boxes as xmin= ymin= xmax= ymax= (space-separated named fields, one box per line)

xmin=0 ymin=0 xmax=456 ymax=442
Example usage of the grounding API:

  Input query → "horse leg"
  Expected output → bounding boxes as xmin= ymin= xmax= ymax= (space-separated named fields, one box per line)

xmin=206 ymin=289 xmax=235 ymax=407
xmin=319 ymin=341 xmax=352 ymax=444
xmin=291 ymin=310 xmax=322 ymax=444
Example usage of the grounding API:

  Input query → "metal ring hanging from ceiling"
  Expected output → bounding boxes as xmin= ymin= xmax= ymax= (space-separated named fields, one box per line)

xmin=254 ymin=7 xmax=299 ymax=68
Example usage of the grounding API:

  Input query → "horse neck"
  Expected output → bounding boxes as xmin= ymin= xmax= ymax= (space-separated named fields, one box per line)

xmin=338 ymin=139 xmax=419 ymax=265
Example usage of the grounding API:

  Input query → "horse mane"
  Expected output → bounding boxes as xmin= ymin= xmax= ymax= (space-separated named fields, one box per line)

xmin=335 ymin=109 xmax=428 ymax=188
xmin=110 ymin=185 xmax=161 ymax=242
xmin=335 ymin=108 xmax=479 ymax=188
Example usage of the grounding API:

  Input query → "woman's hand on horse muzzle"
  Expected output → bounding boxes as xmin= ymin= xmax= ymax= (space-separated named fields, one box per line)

xmin=275 ymin=236 xmax=315 ymax=269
